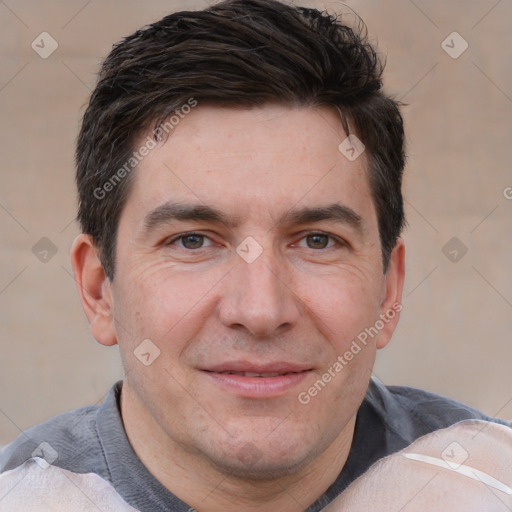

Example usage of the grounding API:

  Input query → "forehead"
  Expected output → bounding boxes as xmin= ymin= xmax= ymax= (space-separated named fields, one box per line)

xmin=124 ymin=105 xmax=376 ymax=228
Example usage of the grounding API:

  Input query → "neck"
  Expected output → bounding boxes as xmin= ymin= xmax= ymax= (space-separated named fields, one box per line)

xmin=120 ymin=384 xmax=355 ymax=512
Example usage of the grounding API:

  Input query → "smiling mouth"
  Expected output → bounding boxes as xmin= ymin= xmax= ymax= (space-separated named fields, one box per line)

xmin=200 ymin=367 xmax=312 ymax=398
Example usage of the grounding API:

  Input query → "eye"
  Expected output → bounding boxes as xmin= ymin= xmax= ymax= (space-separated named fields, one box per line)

xmin=170 ymin=233 xmax=212 ymax=250
xmin=295 ymin=233 xmax=338 ymax=250
xmin=305 ymin=234 xmax=331 ymax=249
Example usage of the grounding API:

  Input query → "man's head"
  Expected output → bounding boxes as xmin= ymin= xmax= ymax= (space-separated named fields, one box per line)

xmin=71 ymin=0 xmax=406 ymax=503
xmin=76 ymin=0 xmax=405 ymax=280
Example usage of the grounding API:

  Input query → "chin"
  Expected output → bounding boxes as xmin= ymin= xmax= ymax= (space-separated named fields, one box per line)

xmin=210 ymin=452 xmax=312 ymax=482
xmin=202 ymin=434 xmax=317 ymax=482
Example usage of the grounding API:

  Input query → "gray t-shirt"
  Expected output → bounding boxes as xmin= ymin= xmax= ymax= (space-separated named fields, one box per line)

xmin=0 ymin=378 xmax=508 ymax=511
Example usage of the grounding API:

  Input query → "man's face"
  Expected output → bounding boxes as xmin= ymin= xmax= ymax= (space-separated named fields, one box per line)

xmin=109 ymin=105 xmax=403 ymax=477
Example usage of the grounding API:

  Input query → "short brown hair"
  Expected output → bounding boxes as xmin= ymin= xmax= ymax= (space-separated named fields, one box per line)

xmin=76 ymin=0 xmax=405 ymax=279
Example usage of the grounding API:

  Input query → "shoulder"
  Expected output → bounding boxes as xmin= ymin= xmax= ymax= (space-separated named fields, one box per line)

xmin=364 ymin=377 xmax=509 ymax=443
xmin=0 ymin=398 xmax=110 ymax=478
xmin=0 ymin=458 xmax=137 ymax=511
xmin=324 ymin=419 xmax=512 ymax=512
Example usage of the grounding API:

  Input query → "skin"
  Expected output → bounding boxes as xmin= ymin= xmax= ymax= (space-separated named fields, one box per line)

xmin=71 ymin=105 xmax=405 ymax=511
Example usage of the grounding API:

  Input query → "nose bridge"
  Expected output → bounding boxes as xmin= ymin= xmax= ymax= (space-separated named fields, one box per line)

xmin=244 ymin=252 xmax=281 ymax=304
xmin=219 ymin=246 xmax=299 ymax=336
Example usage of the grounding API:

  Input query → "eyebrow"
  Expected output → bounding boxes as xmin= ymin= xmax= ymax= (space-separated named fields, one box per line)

xmin=142 ymin=201 xmax=363 ymax=234
xmin=143 ymin=202 xmax=234 ymax=233
xmin=281 ymin=204 xmax=363 ymax=231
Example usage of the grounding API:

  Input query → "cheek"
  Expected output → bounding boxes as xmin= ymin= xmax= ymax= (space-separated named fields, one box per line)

xmin=297 ymin=268 xmax=383 ymax=351
xmin=112 ymin=265 xmax=224 ymax=356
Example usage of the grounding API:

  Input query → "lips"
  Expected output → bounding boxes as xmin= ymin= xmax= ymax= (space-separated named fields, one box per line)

xmin=202 ymin=361 xmax=311 ymax=375
xmin=214 ymin=371 xmax=294 ymax=377
xmin=200 ymin=361 xmax=313 ymax=398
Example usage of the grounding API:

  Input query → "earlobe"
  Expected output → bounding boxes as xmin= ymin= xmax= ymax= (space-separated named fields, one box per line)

xmin=376 ymin=238 xmax=405 ymax=350
xmin=70 ymin=234 xmax=117 ymax=347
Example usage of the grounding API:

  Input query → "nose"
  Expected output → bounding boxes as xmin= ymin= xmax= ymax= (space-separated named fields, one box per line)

xmin=218 ymin=250 xmax=301 ymax=338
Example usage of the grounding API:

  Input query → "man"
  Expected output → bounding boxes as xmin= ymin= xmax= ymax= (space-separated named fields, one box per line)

xmin=0 ymin=1 xmax=509 ymax=511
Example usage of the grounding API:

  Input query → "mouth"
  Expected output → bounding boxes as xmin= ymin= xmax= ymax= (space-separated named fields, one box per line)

xmin=204 ymin=371 xmax=303 ymax=378
xmin=200 ymin=362 xmax=313 ymax=398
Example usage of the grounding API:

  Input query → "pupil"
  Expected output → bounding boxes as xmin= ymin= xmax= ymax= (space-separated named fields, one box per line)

xmin=307 ymin=234 xmax=328 ymax=249
xmin=183 ymin=235 xmax=203 ymax=249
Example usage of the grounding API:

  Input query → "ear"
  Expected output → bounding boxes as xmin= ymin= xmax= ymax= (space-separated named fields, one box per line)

xmin=70 ymin=234 xmax=117 ymax=347
xmin=376 ymin=237 xmax=405 ymax=350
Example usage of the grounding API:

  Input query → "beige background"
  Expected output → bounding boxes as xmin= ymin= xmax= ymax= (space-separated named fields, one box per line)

xmin=0 ymin=0 xmax=511 ymax=445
